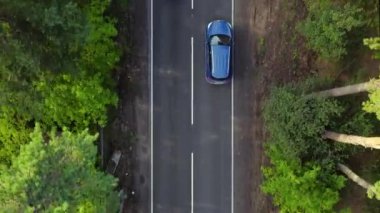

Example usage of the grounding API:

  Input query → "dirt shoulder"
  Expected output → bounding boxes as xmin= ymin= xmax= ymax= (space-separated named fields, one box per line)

xmin=107 ymin=0 xmax=150 ymax=212
xmin=234 ymin=0 xmax=314 ymax=212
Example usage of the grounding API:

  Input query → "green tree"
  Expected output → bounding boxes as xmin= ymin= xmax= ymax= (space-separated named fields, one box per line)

xmin=363 ymin=78 xmax=380 ymax=119
xmin=262 ymin=143 xmax=345 ymax=213
xmin=0 ymin=125 xmax=118 ymax=212
xmin=0 ymin=25 xmax=43 ymax=120
xmin=79 ymin=0 xmax=120 ymax=75
xmin=0 ymin=0 xmax=87 ymax=71
xmin=0 ymin=111 xmax=30 ymax=166
xmin=262 ymin=85 xmax=349 ymax=212
xmin=36 ymin=72 xmax=118 ymax=129
xmin=0 ymin=0 xmax=120 ymax=131
xmin=298 ymin=0 xmax=365 ymax=59
xmin=364 ymin=37 xmax=380 ymax=59
xmin=263 ymin=85 xmax=346 ymax=165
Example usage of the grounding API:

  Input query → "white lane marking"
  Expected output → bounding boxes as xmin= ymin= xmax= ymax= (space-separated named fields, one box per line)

xmin=231 ymin=0 xmax=235 ymax=212
xmin=231 ymin=76 xmax=234 ymax=213
xmin=191 ymin=0 xmax=194 ymax=10
xmin=232 ymin=0 xmax=234 ymax=25
xmin=150 ymin=0 xmax=153 ymax=211
xmin=191 ymin=152 xmax=194 ymax=213
xmin=191 ymin=37 xmax=194 ymax=125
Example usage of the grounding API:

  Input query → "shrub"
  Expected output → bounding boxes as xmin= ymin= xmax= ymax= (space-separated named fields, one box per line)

xmin=298 ymin=0 xmax=365 ymax=59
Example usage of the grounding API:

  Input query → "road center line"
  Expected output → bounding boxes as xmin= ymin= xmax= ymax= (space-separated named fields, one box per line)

xmin=191 ymin=37 xmax=194 ymax=125
xmin=191 ymin=0 xmax=194 ymax=10
xmin=191 ymin=152 xmax=194 ymax=213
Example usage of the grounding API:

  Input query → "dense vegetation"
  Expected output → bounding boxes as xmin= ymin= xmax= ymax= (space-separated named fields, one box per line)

xmin=262 ymin=0 xmax=380 ymax=212
xmin=0 ymin=126 xmax=118 ymax=212
xmin=0 ymin=0 xmax=121 ymax=210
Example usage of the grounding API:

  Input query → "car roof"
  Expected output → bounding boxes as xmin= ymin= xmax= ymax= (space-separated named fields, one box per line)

xmin=211 ymin=45 xmax=230 ymax=79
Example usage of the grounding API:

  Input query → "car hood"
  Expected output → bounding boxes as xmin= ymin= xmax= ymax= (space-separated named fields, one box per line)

xmin=208 ymin=20 xmax=232 ymax=37
xmin=211 ymin=45 xmax=230 ymax=79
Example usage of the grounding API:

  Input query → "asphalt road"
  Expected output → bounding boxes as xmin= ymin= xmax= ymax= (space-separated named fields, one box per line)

xmin=152 ymin=0 xmax=233 ymax=212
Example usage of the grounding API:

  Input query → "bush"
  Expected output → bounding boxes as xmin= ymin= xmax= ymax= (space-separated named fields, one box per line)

xmin=261 ymin=83 xmax=356 ymax=212
xmin=36 ymin=72 xmax=118 ymax=129
xmin=364 ymin=37 xmax=380 ymax=59
xmin=298 ymin=0 xmax=365 ymax=59
xmin=0 ymin=125 xmax=118 ymax=212
xmin=263 ymin=85 xmax=346 ymax=166
xmin=0 ymin=0 xmax=120 ymax=173
xmin=363 ymin=78 xmax=380 ymax=120
xmin=262 ymin=143 xmax=346 ymax=213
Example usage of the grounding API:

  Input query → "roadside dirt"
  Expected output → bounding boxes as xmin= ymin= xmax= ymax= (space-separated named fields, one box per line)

xmin=106 ymin=0 xmax=150 ymax=212
xmin=234 ymin=0 xmax=314 ymax=212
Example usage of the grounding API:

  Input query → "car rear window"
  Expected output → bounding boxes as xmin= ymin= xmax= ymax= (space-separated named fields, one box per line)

xmin=210 ymin=35 xmax=230 ymax=46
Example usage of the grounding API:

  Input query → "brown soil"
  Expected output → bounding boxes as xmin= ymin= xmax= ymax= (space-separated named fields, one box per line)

xmin=234 ymin=0 xmax=315 ymax=211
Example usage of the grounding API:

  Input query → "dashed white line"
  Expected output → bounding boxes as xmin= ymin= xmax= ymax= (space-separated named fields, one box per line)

xmin=191 ymin=37 xmax=194 ymax=125
xmin=191 ymin=152 xmax=194 ymax=213
xmin=191 ymin=0 xmax=194 ymax=10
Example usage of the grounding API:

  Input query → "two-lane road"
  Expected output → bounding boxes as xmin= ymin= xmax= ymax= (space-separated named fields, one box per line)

xmin=151 ymin=0 xmax=233 ymax=212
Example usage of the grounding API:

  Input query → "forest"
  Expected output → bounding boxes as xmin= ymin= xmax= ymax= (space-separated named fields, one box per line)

xmin=261 ymin=0 xmax=380 ymax=212
xmin=0 ymin=0 xmax=121 ymax=211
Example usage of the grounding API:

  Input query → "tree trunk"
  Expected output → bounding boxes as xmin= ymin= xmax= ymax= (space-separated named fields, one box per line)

xmin=323 ymin=130 xmax=380 ymax=149
xmin=337 ymin=163 xmax=374 ymax=190
xmin=309 ymin=82 xmax=372 ymax=98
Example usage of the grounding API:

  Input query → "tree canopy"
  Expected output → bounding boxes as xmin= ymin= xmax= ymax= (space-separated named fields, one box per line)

xmin=0 ymin=125 xmax=118 ymax=212
xmin=262 ymin=81 xmax=377 ymax=211
xmin=298 ymin=0 xmax=365 ymax=59
xmin=0 ymin=0 xmax=120 ymax=165
xmin=363 ymin=79 xmax=380 ymax=119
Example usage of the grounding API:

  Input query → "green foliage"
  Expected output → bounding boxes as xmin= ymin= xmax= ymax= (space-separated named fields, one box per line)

xmin=36 ymin=72 xmax=117 ymax=129
xmin=0 ymin=0 xmax=119 ymax=132
xmin=0 ymin=111 xmax=30 ymax=166
xmin=0 ymin=125 xmax=118 ymax=212
xmin=0 ymin=30 xmax=43 ymax=120
xmin=0 ymin=0 xmax=120 ymax=196
xmin=79 ymin=0 xmax=120 ymax=75
xmin=298 ymin=0 xmax=365 ymax=59
xmin=0 ymin=0 xmax=87 ymax=71
xmin=337 ymin=111 xmax=375 ymax=137
xmin=368 ymin=181 xmax=380 ymax=200
xmin=263 ymin=85 xmax=346 ymax=166
xmin=363 ymin=37 xmax=380 ymax=59
xmin=363 ymin=79 xmax=380 ymax=120
xmin=262 ymin=144 xmax=345 ymax=213
xmin=261 ymin=83 xmax=358 ymax=212
xmin=363 ymin=154 xmax=380 ymax=211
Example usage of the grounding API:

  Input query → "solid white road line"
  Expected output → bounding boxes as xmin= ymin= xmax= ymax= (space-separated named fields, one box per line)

xmin=150 ymin=0 xmax=153 ymax=211
xmin=231 ymin=76 xmax=234 ymax=213
xmin=231 ymin=0 xmax=235 ymax=212
xmin=191 ymin=37 xmax=194 ymax=125
xmin=191 ymin=152 xmax=194 ymax=213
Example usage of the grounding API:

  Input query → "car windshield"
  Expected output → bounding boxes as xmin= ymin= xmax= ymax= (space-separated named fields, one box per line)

xmin=210 ymin=35 xmax=230 ymax=46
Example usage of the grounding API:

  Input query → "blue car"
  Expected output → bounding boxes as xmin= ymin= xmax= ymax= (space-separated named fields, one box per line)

xmin=205 ymin=20 xmax=233 ymax=84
